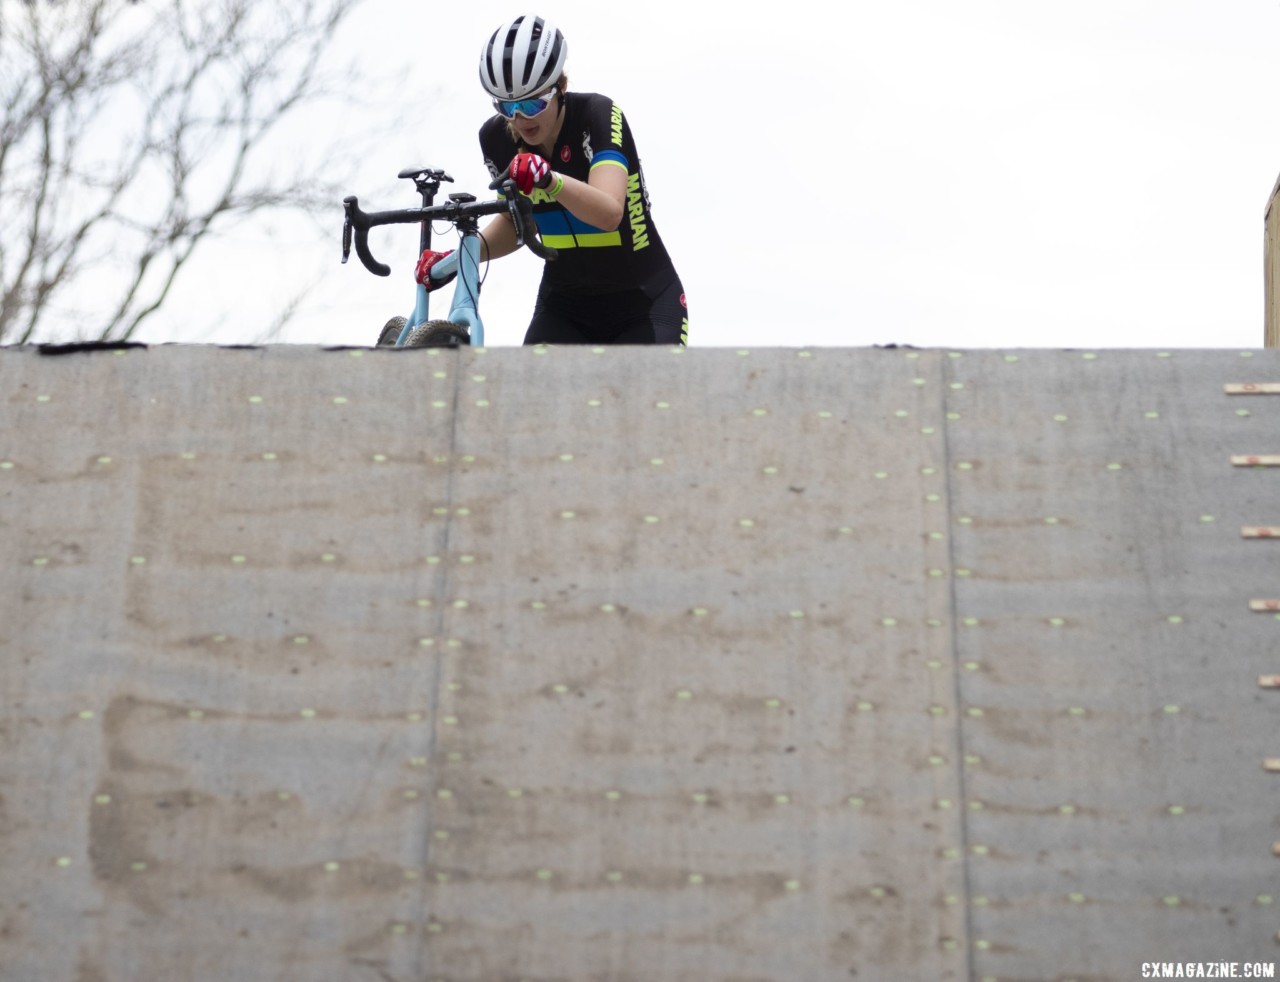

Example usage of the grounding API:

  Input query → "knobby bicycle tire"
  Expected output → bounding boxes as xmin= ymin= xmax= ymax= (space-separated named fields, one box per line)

xmin=376 ymin=316 xmax=406 ymax=346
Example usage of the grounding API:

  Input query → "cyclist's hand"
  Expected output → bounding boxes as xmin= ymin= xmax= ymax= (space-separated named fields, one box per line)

xmin=509 ymin=152 xmax=553 ymax=195
xmin=415 ymin=249 xmax=456 ymax=291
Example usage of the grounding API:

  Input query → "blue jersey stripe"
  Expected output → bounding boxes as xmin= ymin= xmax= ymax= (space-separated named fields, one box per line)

xmin=533 ymin=207 xmax=609 ymax=238
xmin=591 ymin=149 xmax=628 ymax=169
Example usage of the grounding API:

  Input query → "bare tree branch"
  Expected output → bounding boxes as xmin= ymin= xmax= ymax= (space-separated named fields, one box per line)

xmin=0 ymin=0 xmax=371 ymax=343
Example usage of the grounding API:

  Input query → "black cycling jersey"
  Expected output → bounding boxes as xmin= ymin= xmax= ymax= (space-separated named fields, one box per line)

xmin=479 ymin=91 xmax=680 ymax=301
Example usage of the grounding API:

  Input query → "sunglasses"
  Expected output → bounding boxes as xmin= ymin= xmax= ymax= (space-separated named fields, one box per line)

xmin=494 ymin=88 xmax=557 ymax=119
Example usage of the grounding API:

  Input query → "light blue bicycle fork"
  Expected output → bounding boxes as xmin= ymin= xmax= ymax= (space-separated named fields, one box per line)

xmin=394 ymin=226 xmax=486 ymax=347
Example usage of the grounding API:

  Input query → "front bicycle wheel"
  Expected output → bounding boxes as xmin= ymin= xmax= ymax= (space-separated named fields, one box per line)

xmin=376 ymin=316 xmax=406 ymax=346
xmin=404 ymin=320 xmax=471 ymax=348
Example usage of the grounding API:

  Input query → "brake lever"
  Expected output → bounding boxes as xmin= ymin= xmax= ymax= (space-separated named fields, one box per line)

xmin=498 ymin=180 xmax=528 ymax=247
xmin=511 ymin=193 xmax=558 ymax=262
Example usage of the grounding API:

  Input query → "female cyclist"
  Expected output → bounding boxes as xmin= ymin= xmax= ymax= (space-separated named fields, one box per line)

xmin=417 ymin=14 xmax=688 ymax=346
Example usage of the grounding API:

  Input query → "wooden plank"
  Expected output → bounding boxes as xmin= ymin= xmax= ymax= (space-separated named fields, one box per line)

xmin=1224 ymin=383 xmax=1280 ymax=394
xmin=1268 ymin=169 xmax=1280 ymax=348
xmin=1242 ymin=527 xmax=1280 ymax=539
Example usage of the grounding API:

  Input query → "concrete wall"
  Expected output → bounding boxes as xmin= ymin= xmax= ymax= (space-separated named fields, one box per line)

xmin=2 ymin=344 xmax=1278 ymax=981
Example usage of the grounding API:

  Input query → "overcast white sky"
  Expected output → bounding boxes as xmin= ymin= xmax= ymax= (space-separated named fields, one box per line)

xmin=143 ymin=0 xmax=1280 ymax=350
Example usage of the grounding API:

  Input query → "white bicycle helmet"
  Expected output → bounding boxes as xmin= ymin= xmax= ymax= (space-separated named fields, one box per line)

xmin=479 ymin=14 xmax=567 ymax=101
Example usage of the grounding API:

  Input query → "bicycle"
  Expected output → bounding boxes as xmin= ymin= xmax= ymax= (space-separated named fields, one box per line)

xmin=341 ymin=165 xmax=556 ymax=347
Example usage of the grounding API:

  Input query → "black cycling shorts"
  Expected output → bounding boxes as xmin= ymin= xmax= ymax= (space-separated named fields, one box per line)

xmin=524 ymin=279 xmax=688 ymax=346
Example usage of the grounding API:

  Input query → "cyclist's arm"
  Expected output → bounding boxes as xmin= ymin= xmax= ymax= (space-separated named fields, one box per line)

xmin=479 ymin=212 xmax=520 ymax=261
xmin=552 ymin=164 xmax=626 ymax=231
xmin=479 ymin=162 xmax=626 ymax=256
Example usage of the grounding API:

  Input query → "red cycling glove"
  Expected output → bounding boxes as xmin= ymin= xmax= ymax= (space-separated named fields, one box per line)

xmin=509 ymin=152 xmax=553 ymax=195
xmin=414 ymin=249 xmax=455 ymax=291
